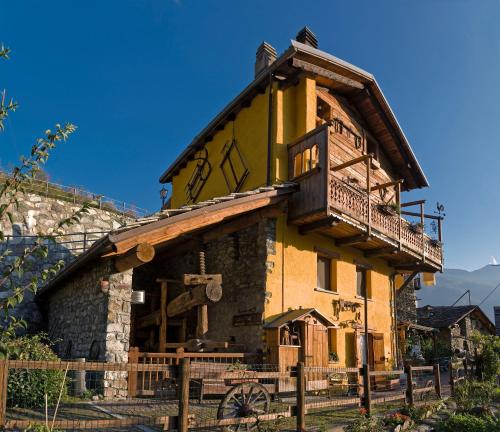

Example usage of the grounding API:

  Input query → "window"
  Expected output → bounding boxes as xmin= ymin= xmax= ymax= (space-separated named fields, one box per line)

xmin=311 ymin=144 xmax=319 ymax=169
xmin=294 ymin=152 xmax=302 ymax=177
xmin=317 ymin=256 xmax=331 ymax=291
xmin=356 ymin=267 xmax=367 ymax=298
xmin=302 ymin=148 xmax=311 ymax=173
xmin=220 ymin=139 xmax=249 ymax=193
xmin=328 ymin=328 xmax=338 ymax=362
xmin=367 ymin=139 xmax=379 ymax=161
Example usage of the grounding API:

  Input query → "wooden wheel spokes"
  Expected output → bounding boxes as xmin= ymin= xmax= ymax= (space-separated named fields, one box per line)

xmin=217 ymin=382 xmax=271 ymax=432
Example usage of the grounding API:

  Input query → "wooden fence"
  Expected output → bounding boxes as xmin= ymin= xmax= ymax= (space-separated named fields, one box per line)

xmin=0 ymin=359 xmax=443 ymax=431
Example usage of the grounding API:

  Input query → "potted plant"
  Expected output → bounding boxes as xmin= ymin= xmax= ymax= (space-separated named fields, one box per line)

xmin=430 ymin=238 xmax=442 ymax=247
xmin=409 ymin=222 xmax=424 ymax=234
xmin=378 ymin=202 xmax=400 ymax=216
xmin=329 ymin=351 xmax=339 ymax=363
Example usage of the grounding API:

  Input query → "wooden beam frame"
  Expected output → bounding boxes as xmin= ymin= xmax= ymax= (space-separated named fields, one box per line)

xmin=330 ymin=153 xmax=374 ymax=172
xmin=397 ymin=271 xmax=419 ymax=291
xmin=370 ymin=179 xmax=404 ymax=192
xmin=400 ymin=200 xmax=426 ymax=208
xmin=298 ymin=216 xmax=340 ymax=235
xmin=400 ymin=210 xmax=443 ymax=221
xmin=364 ymin=247 xmax=398 ymax=258
xmin=292 ymin=58 xmax=365 ymax=90
xmin=114 ymin=243 xmax=155 ymax=273
xmin=336 ymin=234 xmax=371 ymax=247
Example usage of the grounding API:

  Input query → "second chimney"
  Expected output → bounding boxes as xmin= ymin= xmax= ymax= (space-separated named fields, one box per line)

xmin=255 ymin=41 xmax=277 ymax=77
xmin=295 ymin=27 xmax=318 ymax=49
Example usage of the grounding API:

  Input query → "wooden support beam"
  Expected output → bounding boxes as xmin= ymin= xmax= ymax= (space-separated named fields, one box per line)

xmin=164 ymin=339 xmax=229 ymax=352
xmin=298 ymin=216 xmax=340 ymax=235
xmin=370 ymin=179 xmax=404 ymax=192
xmin=167 ymin=282 xmax=222 ymax=318
xmin=400 ymin=210 xmax=443 ymax=220
xmin=158 ymin=279 xmax=168 ymax=353
xmin=114 ymin=242 xmax=155 ymax=273
xmin=183 ymin=274 xmax=222 ymax=286
xmin=364 ymin=247 xmax=398 ymax=258
xmin=400 ymin=199 xmax=426 ymax=208
xmin=336 ymin=234 xmax=371 ymax=247
xmin=136 ymin=310 xmax=161 ymax=329
xmin=331 ymin=154 xmax=374 ymax=172
xmin=396 ymin=271 xmax=419 ymax=291
xmin=292 ymin=58 xmax=365 ymax=90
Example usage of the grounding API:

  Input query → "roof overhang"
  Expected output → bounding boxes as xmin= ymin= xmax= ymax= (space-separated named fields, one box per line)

xmin=159 ymin=40 xmax=428 ymax=190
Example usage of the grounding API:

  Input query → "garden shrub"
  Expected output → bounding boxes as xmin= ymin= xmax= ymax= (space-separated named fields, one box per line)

xmin=453 ymin=380 xmax=495 ymax=413
xmin=434 ymin=414 xmax=499 ymax=432
xmin=6 ymin=334 xmax=68 ymax=408
xmin=343 ymin=415 xmax=384 ymax=432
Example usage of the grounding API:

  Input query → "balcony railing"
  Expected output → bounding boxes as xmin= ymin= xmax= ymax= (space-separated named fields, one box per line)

xmin=287 ymin=124 xmax=443 ymax=270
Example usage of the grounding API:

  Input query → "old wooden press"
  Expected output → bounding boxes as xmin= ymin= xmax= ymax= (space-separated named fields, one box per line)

xmin=158 ymin=251 xmax=225 ymax=352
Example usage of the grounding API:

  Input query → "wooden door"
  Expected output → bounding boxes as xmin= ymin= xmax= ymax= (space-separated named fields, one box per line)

xmin=302 ymin=321 xmax=328 ymax=367
xmin=370 ymin=333 xmax=385 ymax=371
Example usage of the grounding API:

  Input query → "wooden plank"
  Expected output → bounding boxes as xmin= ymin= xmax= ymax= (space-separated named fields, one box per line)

xmin=297 ymin=362 xmax=306 ymax=432
xmin=292 ymin=58 xmax=365 ymax=89
xmin=411 ymin=366 xmax=434 ymax=372
xmin=369 ymin=370 xmax=404 ymax=377
xmin=127 ymin=347 xmax=139 ymax=397
xmin=183 ymin=274 xmax=222 ymax=285
xmin=400 ymin=199 xmax=426 ymax=208
xmin=336 ymin=234 xmax=371 ymax=246
xmin=159 ymin=280 xmax=168 ymax=352
xmin=370 ymin=179 xmax=404 ymax=192
xmin=414 ymin=386 xmax=435 ymax=394
xmin=7 ymin=360 xmax=174 ymax=373
xmin=178 ymin=358 xmax=190 ymax=432
xmin=299 ymin=217 xmax=340 ymax=235
xmin=136 ymin=310 xmax=161 ymax=329
xmin=108 ymin=191 xmax=290 ymax=254
xmin=331 ymin=154 xmax=373 ymax=172
xmin=191 ymin=409 xmax=292 ymax=429
xmin=0 ymin=360 xmax=7 ymax=427
xmin=5 ymin=416 xmax=176 ymax=430
xmin=304 ymin=398 xmax=360 ymax=409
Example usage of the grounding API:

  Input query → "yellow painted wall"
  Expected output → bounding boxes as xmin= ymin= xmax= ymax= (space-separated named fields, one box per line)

xmin=170 ymin=76 xmax=317 ymax=207
xmin=265 ymin=215 xmax=396 ymax=368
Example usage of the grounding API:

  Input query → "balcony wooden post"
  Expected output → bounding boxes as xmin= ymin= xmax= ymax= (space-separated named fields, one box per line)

xmin=366 ymin=156 xmax=372 ymax=236
xmin=420 ymin=202 xmax=425 ymax=258
xmin=397 ymin=182 xmax=402 ymax=250
xmin=438 ymin=217 xmax=443 ymax=243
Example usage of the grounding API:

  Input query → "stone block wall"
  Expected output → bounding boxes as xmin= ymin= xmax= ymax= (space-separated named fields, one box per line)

xmin=45 ymin=260 xmax=133 ymax=398
xmin=0 ymin=191 xmax=133 ymax=329
xmin=396 ymin=280 xmax=417 ymax=323
xmin=133 ymin=218 xmax=275 ymax=353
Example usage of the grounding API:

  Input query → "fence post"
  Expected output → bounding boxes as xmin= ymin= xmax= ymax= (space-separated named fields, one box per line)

xmin=405 ymin=365 xmax=414 ymax=406
xmin=73 ymin=358 xmax=87 ymax=396
xmin=0 ymin=360 xmax=8 ymax=427
xmin=361 ymin=364 xmax=371 ymax=415
xmin=128 ymin=347 xmax=139 ymax=398
xmin=296 ymin=362 xmax=306 ymax=432
xmin=178 ymin=358 xmax=190 ymax=432
xmin=433 ymin=363 xmax=441 ymax=399
xmin=448 ymin=361 xmax=454 ymax=396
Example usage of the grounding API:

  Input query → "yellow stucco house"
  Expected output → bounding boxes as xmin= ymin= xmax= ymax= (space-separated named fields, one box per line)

xmin=42 ymin=28 xmax=444 ymax=377
xmin=155 ymin=28 xmax=444 ymax=371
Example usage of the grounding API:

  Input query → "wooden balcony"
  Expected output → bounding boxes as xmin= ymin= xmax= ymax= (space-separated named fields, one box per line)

xmin=287 ymin=124 xmax=443 ymax=272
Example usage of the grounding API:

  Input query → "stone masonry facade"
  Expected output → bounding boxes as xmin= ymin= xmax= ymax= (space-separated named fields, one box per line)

xmin=133 ymin=218 xmax=276 ymax=353
xmin=45 ymin=260 xmax=133 ymax=398
xmin=0 ymin=191 xmax=133 ymax=330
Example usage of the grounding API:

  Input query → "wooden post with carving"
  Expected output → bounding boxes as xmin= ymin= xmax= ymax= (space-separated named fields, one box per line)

xmin=0 ymin=360 xmax=8 ymax=427
xmin=178 ymin=358 xmax=190 ymax=432
xmin=405 ymin=364 xmax=414 ymax=406
xmin=127 ymin=347 xmax=139 ymax=397
xmin=433 ymin=363 xmax=441 ymax=399
xmin=296 ymin=362 xmax=306 ymax=432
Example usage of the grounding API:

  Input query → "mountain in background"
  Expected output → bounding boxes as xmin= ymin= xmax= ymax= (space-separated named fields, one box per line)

xmin=416 ymin=265 xmax=500 ymax=322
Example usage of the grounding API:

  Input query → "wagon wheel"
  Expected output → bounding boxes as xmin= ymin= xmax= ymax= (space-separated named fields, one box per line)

xmin=217 ymin=382 xmax=271 ymax=432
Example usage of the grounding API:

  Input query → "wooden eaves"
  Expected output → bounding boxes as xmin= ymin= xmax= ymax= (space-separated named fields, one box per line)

xmin=39 ymin=186 xmax=294 ymax=295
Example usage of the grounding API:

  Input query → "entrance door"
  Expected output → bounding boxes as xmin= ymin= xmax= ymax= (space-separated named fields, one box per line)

xmin=302 ymin=321 xmax=328 ymax=367
xmin=369 ymin=333 xmax=385 ymax=371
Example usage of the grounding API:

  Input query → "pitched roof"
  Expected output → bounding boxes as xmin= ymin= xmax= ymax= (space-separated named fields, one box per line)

xmin=264 ymin=308 xmax=337 ymax=329
xmin=159 ymin=40 xmax=428 ymax=191
xmin=40 ymin=183 xmax=296 ymax=295
xmin=417 ymin=305 xmax=495 ymax=333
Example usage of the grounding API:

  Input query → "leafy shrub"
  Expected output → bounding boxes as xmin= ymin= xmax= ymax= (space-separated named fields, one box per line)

xmin=434 ymin=414 xmax=499 ymax=432
xmin=470 ymin=333 xmax=499 ymax=382
xmin=343 ymin=415 xmax=384 ymax=432
xmin=453 ymin=380 xmax=495 ymax=413
xmin=384 ymin=412 xmax=410 ymax=427
xmin=6 ymin=334 xmax=68 ymax=408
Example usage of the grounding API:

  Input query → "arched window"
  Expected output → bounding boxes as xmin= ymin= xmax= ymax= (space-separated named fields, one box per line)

xmin=302 ymin=148 xmax=311 ymax=173
xmin=311 ymin=144 xmax=319 ymax=169
xmin=293 ymin=152 xmax=302 ymax=177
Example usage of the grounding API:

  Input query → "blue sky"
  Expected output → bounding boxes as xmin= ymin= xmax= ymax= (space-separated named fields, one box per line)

xmin=1 ymin=0 xmax=500 ymax=271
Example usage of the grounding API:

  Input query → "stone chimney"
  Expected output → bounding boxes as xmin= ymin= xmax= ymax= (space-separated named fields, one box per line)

xmin=254 ymin=41 xmax=277 ymax=77
xmin=295 ymin=27 xmax=318 ymax=49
